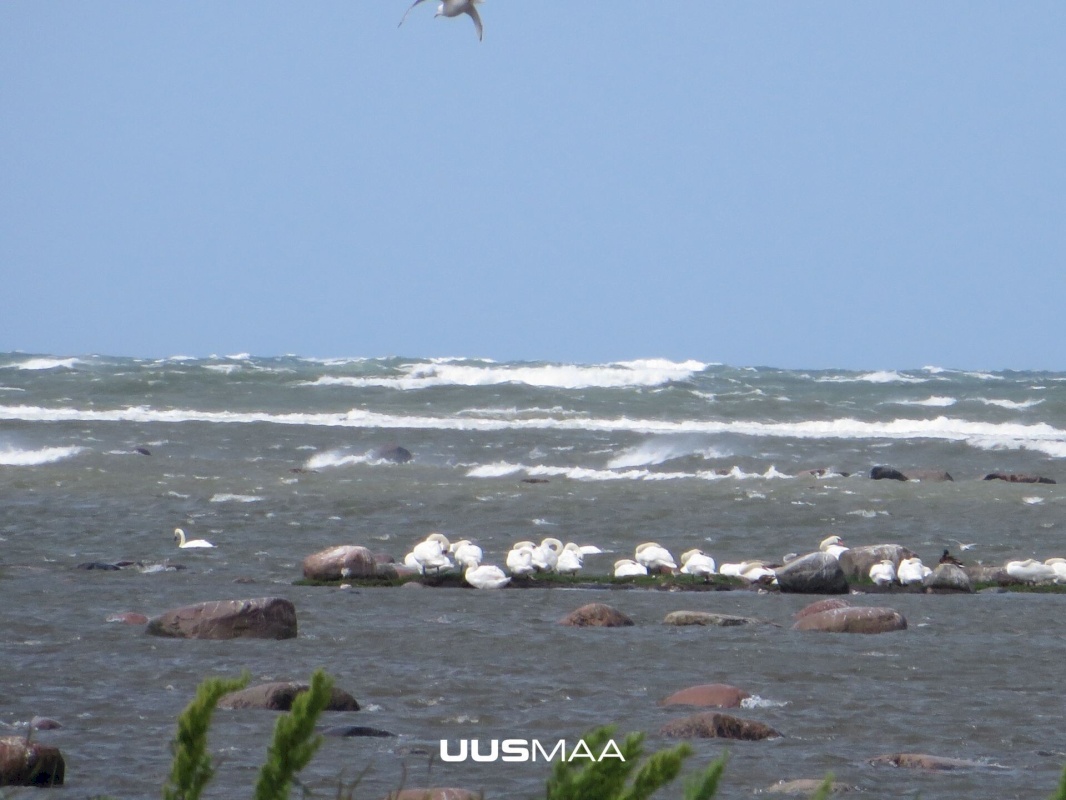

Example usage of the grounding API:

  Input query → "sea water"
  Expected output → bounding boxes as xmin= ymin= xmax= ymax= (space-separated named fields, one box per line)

xmin=1 ymin=353 xmax=1065 ymax=798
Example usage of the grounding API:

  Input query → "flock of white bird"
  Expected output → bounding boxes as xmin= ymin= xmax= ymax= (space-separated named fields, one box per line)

xmin=171 ymin=526 xmax=1066 ymax=588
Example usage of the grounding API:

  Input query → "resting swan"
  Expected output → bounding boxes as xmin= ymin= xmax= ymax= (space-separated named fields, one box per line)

xmin=532 ymin=537 xmax=563 ymax=572
xmin=450 ymin=539 xmax=483 ymax=570
xmin=679 ymin=549 xmax=717 ymax=578
xmin=1006 ymin=558 xmax=1058 ymax=583
xmin=464 ymin=564 xmax=510 ymax=589
xmin=819 ymin=535 xmax=849 ymax=559
xmin=506 ymin=543 xmax=536 ymax=577
xmin=897 ymin=556 xmax=931 ymax=584
xmin=173 ymin=528 xmax=215 ymax=549
xmin=635 ymin=542 xmax=677 ymax=573
xmin=556 ymin=542 xmax=584 ymax=575
xmin=409 ymin=532 xmax=454 ymax=575
xmin=613 ymin=558 xmax=648 ymax=578
xmin=869 ymin=559 xmax=897 ymax=586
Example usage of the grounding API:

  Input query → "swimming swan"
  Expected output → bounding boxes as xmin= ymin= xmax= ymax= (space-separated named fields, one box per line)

xmin=173 ymin=528 xmax=215 ymax=549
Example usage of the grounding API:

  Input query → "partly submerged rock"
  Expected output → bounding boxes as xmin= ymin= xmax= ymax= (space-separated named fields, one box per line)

xmin=774 ymin=552 xmax=848 ymax=594
xmin=869 ymin=753 xmax=1008 ymax=770
xmin=302 ymin=545 xmax=377 ymax=581
xmin=218 ymin=681 xmax=359 ymax=711
xmin=0 ymin=737 xmax=65 ymax=787
xmin=793 ymin=598 xmax=850 ymax=619
xmin=660 ymin=712 xmax=780 ymax=741
xmin=385 ymin=790 xmax=482 ymax=800
xmin=146 ymin=597 xmax=297 ymax=640
xmin=983 ymin=472 xmax=1055 ymax=484
xmin=791 ymin=606 xmax=907 ymax=634
xmin=765 ymin=778 xmax=856 ymax=794
xmin=322 ymin=725 xmax=395 ymax=738
xmin=659 ymin=684 xmax=750 ymax=708
xmin=662 ymin=611 xmax=769 ymax=627
xmin=559 ymin=603 xmax=634 ymax=627
xmin=837 ymin=544 xmax=917 ymax=582
xmin=922 ymin=563 xmax=972 ymax=593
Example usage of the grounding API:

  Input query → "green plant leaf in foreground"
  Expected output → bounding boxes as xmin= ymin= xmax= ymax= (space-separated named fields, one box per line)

xmin=162 ymin=673 xmax=249 ymax=800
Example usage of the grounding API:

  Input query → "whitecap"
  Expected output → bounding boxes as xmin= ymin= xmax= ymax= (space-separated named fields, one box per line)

xmin=209 ymin=493 xmax=262 ymax=503
xmin=6 ymin=404 xmax=1066 ymax=459
xmin=607 ymin=439 xmax=729 ymax=469
xmin=3 ymin=358 xmax=79 ymax=371
xmin=0 ymin=445 xmax=84 ymax=466
xmin=302 ymin=358 xmax=706 ymax=391
xmin=741 ymin=695 xmax=788 ymax=709
xmin=975 ymin=398 xmax=1044 ymax=410
xmin=893 ymin=396 xmax=957 ymax=407
xmin=1023 ymin=497 xmax=1045 ymax=505
xmin=817 ymin=370 xmax=928 ymax=384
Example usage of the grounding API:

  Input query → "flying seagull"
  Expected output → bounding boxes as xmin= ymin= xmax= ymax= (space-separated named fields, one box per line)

xmin=399 ymin=0 xmax=484 ymax=41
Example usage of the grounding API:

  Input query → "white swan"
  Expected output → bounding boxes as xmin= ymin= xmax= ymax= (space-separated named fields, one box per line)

xmin=506 ymin=544 xmax=536 ymax=577
xmin=532 ymin=537 xmax=563 ymax=572
xmin=635 ymin=542 xmax=677 ymax=573
xmin=613 ymin=558 xmax=648 ymax=578
xmin=450 ymin=539 xmax=483 ymax=570
xmin=409 ymin=532 xmax=454 ymax=575
xmin=869 ymin=559 xmax=897 ymax=586
xmin=464 ymin=564 xmax=510 ymax=589
xmin=897 ymin=557 xmax=931 ymax=584
xmin=1006 ymin=558 xmax=1058 ymax=583
xmin=739 ymin=562 xmax=776 ymax=582
xmin=173 ymin=528 xmax=215 ymax=549
xmin=556 ymin=542 xmax=584 ymax=575
xmin=679 ymin=549 xmax=716 ymax=578
xmin=719 ymin=560 xmax=764 ymax=578
xmin=819 ymin=535 xmax=849 ymax=559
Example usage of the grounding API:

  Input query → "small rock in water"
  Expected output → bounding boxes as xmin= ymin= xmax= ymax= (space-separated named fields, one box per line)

xmin=660 ymin=684 xmax=750 ymax=708
xmin=660 ymin=712 xmax=780 ymax=740
xmin=558 ymin=603 xmax=634 ymax=627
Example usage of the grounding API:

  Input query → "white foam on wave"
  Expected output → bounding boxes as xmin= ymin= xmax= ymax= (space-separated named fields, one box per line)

xmin=893 ymin=396 xmax=957 ymax=408
xmin=7 ymin=404 xmax=1066 ymax=458
xmin=975 ymin=398 xmax=1044 ymax=410
xmin=0 ymin=445 xmax=84 ymax=466
xmin=204 ymin=364 xmax=241 ymax=374
xmin=305 ymin=450 xmax=375 ymax=470
xmin=303 ymin=358 xmax=707 ymax=391
xmin=1023 ymin=496 xmax=1045 ymax=505
xmin=3 ymin=358 xmax=80 ymax=371
xmin=741 ymin=695 xmax=788 ymax=709
xmin=466 ymin=461 xmax=790 ymax=482
xmin=817 ymin=370 xmax=928 ymax=384
xmin=607 ymin=439 xmax=729 ymax=469
xmin=209 ymin=493 xmax=262 ymax=503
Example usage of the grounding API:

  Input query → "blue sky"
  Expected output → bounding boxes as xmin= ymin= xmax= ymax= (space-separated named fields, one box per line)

xmin=2 ymin=2 xmax=1064 ymax=370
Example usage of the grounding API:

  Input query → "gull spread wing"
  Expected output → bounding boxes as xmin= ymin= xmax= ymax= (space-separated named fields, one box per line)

xmin=465 ymin=5 xmax=483 ymax=41
xmin=399 ymin=0 xmax=431 ymax=27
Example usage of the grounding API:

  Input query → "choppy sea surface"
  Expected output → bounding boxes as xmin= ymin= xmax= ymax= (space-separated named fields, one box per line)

xmin=2 ymin=353 xmax=1065 ymax=798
